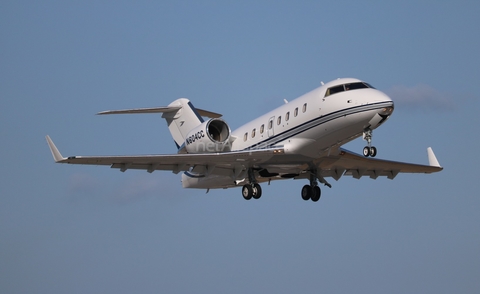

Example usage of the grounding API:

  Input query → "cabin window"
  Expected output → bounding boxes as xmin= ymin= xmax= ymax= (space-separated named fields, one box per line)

xmin=260 ymin=124 xmax=264 ymax=134
xmin=285 ymin=112 xmax=290 ymax=121
xmin=294 ymin=107 xmax=298 ymax=117
xmin=268 ymin=120 xmax=273 ymax=129
xmin=244 ymin=132 xmax=248 ymax=141
xmin=277 ymin=116 xmax=282 ymax=125
xmin=251 ymin=128 xmax=256 ymax=138
xmin=302 ymin=103 xmax=307 ymax=113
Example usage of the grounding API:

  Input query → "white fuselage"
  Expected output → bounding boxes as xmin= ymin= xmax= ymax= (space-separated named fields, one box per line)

xmin=182 ymin=78 xmax=394 ymax=189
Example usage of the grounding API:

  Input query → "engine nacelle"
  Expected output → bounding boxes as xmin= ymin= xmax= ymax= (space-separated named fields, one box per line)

xmin=185 ymin=118 xmax=232 ymax=153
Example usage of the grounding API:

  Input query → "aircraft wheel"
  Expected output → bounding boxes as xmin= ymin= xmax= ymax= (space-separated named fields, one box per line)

xmin=301 ymin=185 xmax=312 ymax=201
xmin=363 ymin=146 xmax=370 ymax=157
xmin=369 ymin=146 xmax=377 ymax=157
xmin=242 ymin=185 xmax=253 ymax=200
xmin=311 ymin=186 xmax=321 ymax=202
xmin=252 ymin=184 xmax=262 ymax=199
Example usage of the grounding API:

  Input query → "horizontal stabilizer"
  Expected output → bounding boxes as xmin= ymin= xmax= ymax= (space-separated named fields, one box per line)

xmin=97 ymin=106 xmax=181 ymax=115
xmin=196 ymin=108 xmax=222 ymax=118
xmin=97 ymin=106 xmax=222 ymax=118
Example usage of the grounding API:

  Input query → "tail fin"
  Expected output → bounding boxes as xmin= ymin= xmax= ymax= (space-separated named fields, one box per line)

xmin=162 ymin=98 xmax=206 ymax=149
xmin=97 ymin=98 xmax=222 ymax=150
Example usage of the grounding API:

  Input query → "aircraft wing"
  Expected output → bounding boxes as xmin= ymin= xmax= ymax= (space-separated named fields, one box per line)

xmin=46 ymin=136 xmax=281 ymax=173
xmin=314 ymin=147 xmax=443 ymax=180
xmin=47 ymin=135 xmax=442 ymax=182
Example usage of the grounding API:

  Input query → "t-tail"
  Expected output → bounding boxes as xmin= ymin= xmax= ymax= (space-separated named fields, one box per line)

xmin=97 ymin=98 xmax=222 ymax=151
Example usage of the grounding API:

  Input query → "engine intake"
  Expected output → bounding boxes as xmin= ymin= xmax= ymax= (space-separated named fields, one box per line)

xmin=185 ymin=118 xmax=231 ymax=153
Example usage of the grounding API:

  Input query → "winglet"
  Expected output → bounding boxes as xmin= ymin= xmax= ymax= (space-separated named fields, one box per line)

xmin=45 ymin=135 xmax=66 ymax=162
xmin=427 ymin=147 xmax=441 ymax=167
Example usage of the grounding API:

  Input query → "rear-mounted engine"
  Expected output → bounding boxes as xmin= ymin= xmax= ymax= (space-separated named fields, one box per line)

xmin=185 ymin=118 xmax=232 ymax=153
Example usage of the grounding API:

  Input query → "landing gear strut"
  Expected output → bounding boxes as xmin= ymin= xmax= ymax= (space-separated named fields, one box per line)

xmin=362 ymin=128 xmax=377 ymax=157
xmin=242 ymin=168 xmax=262 ymax=200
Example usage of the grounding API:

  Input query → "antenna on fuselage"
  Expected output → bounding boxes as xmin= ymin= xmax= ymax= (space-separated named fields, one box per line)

xmin=321 ymin=81 xmax=324 ymax=85
xmin=283 ymin=99 xmax=289 ymax=104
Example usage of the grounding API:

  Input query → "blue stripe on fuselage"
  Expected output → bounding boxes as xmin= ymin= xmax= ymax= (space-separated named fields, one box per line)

xmin=183 ymin=171 xmax=205 ymax=178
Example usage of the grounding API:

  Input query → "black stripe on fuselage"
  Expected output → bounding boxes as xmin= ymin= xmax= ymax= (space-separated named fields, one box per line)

xmin=240 ymin=101 xmax=392 ymax=151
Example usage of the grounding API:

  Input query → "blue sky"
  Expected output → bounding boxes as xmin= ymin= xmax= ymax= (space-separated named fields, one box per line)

xmin=1 ymin=1 xmax=479 ymax=293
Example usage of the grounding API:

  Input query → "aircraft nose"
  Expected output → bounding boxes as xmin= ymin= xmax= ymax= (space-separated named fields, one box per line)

xmin=374 ymin=91 xmax=394 ymax=116
xmin=379 ymin=101 xmax=394 ymax=116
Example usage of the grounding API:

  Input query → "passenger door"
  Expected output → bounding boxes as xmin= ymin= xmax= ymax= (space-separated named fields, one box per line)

xmin=267 ymin=116 xmax=274 ymax=137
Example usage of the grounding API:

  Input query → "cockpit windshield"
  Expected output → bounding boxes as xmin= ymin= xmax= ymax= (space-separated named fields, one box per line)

xmin=324 ymin=82 xmax=375 ymax=97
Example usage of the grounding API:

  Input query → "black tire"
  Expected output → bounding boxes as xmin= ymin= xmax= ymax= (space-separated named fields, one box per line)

xmin=311 ymin=186 xmax=321 ymax=202
xmin=252 ymin=184 xmax=262 ymax=199
xmin=242 ymin=185 xmax=253 ymax=200
xmin=363 ymin=146 xmax=370 ymax=157
xmin=301 ymin=185 xmax=312 ymax=201
xmin=369 ymin=146 xmax=377 ymax=157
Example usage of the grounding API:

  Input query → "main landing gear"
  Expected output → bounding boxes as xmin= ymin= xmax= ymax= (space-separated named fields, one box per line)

xmin=301 ymin=185 xmax=321 ymax=202
xmin=242 ymin=183 xmax=262 ymax=200
xmin=362 ymin=128 xmax=377 ymax=157
xmin=242 ymin=168 xmax=262 ymax=200
xmin=240 ymin=168 xmax=331 ymax=202
xmin=301 ymin=171 xmax=323 ymax=202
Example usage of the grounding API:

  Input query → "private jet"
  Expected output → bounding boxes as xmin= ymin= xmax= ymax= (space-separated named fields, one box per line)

xmin=46 ymin=78 xmax=443 ymax=202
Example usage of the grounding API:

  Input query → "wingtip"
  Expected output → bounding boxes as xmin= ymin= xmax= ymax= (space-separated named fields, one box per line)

xmin=427 ymin=147 xmax=441 ymax=168
xmin=45 ymin=135 xmax=66 ymax=162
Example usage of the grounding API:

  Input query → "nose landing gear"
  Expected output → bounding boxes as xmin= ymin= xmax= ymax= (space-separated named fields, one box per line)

xmin=363 ymin=146 xmax=377 ymax=157
xmin=362 ymin=128 xmax=377 ymax=157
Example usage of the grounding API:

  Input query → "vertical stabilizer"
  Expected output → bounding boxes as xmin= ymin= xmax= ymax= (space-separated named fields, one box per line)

xmin=162 ymin=98 xmax=204 ymax=149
